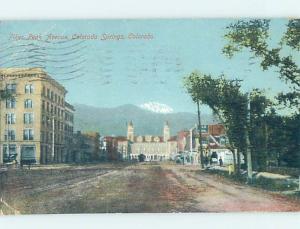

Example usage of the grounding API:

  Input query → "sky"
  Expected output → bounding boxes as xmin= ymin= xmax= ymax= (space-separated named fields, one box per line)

xmin=0 ymin=19 xmax=295 ymax=114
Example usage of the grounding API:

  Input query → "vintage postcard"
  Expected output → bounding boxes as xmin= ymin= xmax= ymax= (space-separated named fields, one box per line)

xmin=0 ymin=18 xmax=299 ymax=215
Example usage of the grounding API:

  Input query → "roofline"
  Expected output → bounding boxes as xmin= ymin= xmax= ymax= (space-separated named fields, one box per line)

xmin=0 ymin=67 xmax=67 ymax=94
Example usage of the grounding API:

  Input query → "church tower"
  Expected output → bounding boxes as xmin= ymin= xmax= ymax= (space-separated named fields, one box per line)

xmin=127 ymin=121 xmax=134 ymax=142
xmin=163 ymin=121 xmax=170 ymax=142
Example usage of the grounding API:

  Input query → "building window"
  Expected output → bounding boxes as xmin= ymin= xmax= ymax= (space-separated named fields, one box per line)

xmin=42 ymin=100 xmax=45 ymax=111
xmin=6 ymin=98 xmax=16 ymax=109
xmin=21 ymin=145 xmax=36 ymax=162
xmin=25 ymin=84 xmax=34 ymax=94
xmin=47 ymin=102 xmax=50 ymax=112
xmin=42 ymin=86 xmax=46 ymax=96
xmin=46 ymin=117 xmax=50 ymax=127
xmin=6 ymin=84 xmax=17 ymax=94
xmin=3 ymin=144 xmax=17 ymax=162
xmin=47 ymin=88 xmax=50 ymax=98
xmin=24 ymin=113 xmax=34 ymax=124
xmin=23 ymin=129 xmax=34 ymax=140
xmin=6 ymin=113 xmax=16 ymax=124
xmin=41 ymin=131 xmax=44 ymax=142
xmin=4 ymin=129 xmax=16 ymax=141
xmin=51 ymin=91 xmax=54 ymax=100
xmin=24 ymin=99 xmax=33 ymax=108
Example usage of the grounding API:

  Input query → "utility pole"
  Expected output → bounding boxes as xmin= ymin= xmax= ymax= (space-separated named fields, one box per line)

xmin=7 ymin=115 xmax=10 ymax=163
xmin=246 ymin=93 xmax=253 ymax=182
xmin=52 ymin=116 xmax=55 ymax=163
xmin=190 ymin=128 xmax=193 ymax=154
xmin=190 ymin=124 xmax=197 ymax=164
xmin=197 ymin=100 xmax=204 ymax=169
xmin=49 ymin=116 xmax=55 ymax=163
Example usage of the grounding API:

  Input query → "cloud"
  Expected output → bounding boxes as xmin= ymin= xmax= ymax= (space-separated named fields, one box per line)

xmin=139 ymin=101 xmax=174 ymax=114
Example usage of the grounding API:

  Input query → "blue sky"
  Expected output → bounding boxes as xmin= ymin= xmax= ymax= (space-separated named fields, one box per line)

xmin=0 ymin=19 xmax=294 ymax=114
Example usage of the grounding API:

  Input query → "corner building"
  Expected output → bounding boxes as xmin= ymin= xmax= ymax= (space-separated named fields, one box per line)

xmin=0 ymin=68 xmax=74 ymax=165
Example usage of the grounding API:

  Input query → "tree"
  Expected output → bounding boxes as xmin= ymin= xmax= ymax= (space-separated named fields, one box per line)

xmin=182 ymin=71 xmax=208 ymax=168
xmin=249 ymin=89 xmax=272 ymax=171
xmin=281 ymin=114 xmax=300 ymax=167
xmin=223 ymin=19 xmax=300 ymax=110
xmin=223 ymin=19 xmax=300 ymax=169
xmin=184 ymin=72 xmax=249 ymax=174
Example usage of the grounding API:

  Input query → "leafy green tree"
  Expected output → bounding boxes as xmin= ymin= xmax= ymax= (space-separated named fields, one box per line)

xmin=223 ymin=19 xmax=300 ymax=169
xmin=264 ymin=109 xmax=285 ymax=166
xmin=280 ymin=114 xmax=300 ymax=167
xmin=249 ymin=89 xmax=272 ymax=171
xmin=184 ymin=72 xmax=249 ymax=174
xmin=223 ymin=19 xmax=300 ymax=109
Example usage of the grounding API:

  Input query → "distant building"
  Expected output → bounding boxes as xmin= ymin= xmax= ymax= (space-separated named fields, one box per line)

xmin=64 ymin=102 xmax=75 ymax=162
xmin=176 ymin=124 xmax=227 ymax=165
xmin=177 ymin=130 xmax=189 ymax=153
xmin=99 ymin=136 xmax=108 ymax=161
xmin=121 ymin=121 xmax=177 ymax=161
xmin=208 ymin=124 xmax=225 ymax=136
xmin=72 ymin=131 xmax=100 ymax=162
xmin=105 ymin=136 xmax=119 ymax=161
xmin=0 ymin=68 xmax=74 ymax=165
xmin=116 ymin=136 xmax=129 ymax=160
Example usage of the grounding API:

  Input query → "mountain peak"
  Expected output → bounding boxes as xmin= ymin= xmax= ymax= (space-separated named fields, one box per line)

xmin=139 ymin=102 xmax=174 ymax=114
xmin=74 ymin=104 xmax=214 ymax=136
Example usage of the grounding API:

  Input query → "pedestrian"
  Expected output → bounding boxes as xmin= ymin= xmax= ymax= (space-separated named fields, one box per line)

xmin=219 ymin=157 xmax=223 ymax=166
xmin=204 ymin=156 xmax=209 ymax=167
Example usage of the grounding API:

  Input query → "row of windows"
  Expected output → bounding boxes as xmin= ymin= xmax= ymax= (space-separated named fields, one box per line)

xmin=5 ymin=98 xmax=67 ymax=120
xmin=6 ymin=98 xmax=33 ymax=109
xmin=4 ymin=129 xmax=34 ymax=141
xmin=40 ymin=131 xmax=64 ymax=143
xmin=5 ymin=84 xmax=64 ymax=106
xmin=5 ymin=113 xmax=34 ymax=124
xmin=4 ymin=129 xmax=65 ymax=143
xmin=65 ymin=125 xmax=74 ymax=133
xmin=6 ymin=83 xmax=34 ymax=94
xmin=42 ymin=100 xmax=64 ymax=118
xmin=42 ymin=86 xmax=64 ymax=106
xmin=41 ymin=115 xmax=64 ymax=131
xmin=65 ymin=112 xmax=74 ymax=122
xmin=5 ymin=112 xmax=71 ymax=130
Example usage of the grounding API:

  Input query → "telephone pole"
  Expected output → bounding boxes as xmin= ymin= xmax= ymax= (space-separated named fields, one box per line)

xmin=52 ymin=116 xmax=55 ymax=163
xmin=246 ymin=93 xmax=253 ymax=182
xmin=197 ymin=100 xmax=204 ymax=169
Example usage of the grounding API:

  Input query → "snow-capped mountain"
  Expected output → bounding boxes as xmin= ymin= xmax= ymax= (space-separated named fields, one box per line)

xmin=74 ymin=104 xmax=215 ymax=136
xmin=139 ymin=102 xmax=174 ymax=114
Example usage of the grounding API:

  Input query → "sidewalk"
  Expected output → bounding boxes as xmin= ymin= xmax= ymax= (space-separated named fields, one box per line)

xmin=205 ymin=165 xmax=300 ymax=192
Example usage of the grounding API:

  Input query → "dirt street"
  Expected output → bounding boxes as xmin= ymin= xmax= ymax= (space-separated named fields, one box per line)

xmin=0 ymin=163 xmax=300 ymax=214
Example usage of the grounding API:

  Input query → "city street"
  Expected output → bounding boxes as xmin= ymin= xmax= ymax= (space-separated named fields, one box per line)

xmin=1 ymin=163 xmax=300 ymax=214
